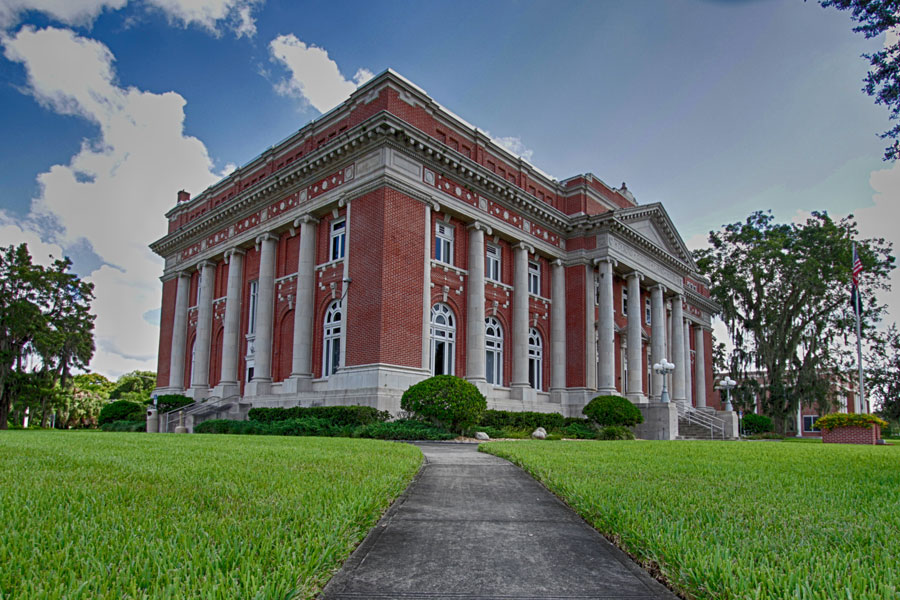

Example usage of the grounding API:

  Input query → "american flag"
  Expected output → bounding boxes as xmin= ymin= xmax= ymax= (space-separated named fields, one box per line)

xmin=852 ymin=245 xmax=863 ymax=287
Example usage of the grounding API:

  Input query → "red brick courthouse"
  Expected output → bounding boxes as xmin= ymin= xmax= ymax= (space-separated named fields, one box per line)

xmin=150 ymin=71 xmax=730 ymax=438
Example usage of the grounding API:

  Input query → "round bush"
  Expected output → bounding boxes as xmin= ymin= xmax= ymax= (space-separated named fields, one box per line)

xmin=741 ymin=413 xmax=774 ymax=435
xmin=98 ymin=400 xmax=145 ymax=426
xmin=582 ymin=395 xmax=643 ymax=427
xmin=401 ymin=375 xmax=486 ymax=433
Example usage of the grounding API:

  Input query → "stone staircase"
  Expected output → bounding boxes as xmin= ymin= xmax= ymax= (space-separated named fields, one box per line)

xmin=160 ymin=395 xmax=249 ymax=433
xmin=676 ymin=403 xmax=734 ymax=440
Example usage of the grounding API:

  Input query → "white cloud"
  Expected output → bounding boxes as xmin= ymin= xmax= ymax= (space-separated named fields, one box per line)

xmin=2 ymin=26 xmax=222 ymax=378
xmin=492 ymin=135 xmax=534 ymax=162
xmin=269 ymin=34 xmax=371 ymax=113
xmin=0 ymin=0 xmax=263 ymax=37
xmin=0 ymin=211 xmax=64 ymax=266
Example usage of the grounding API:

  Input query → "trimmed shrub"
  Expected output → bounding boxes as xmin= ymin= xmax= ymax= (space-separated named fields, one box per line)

xmin=155 ymin=394 xmax=193 ymax=414
xmin=561 ymin=421 xmax=598 ymax=439
xmin=741 ymin=413 xmax=774 ymax=435
xmin=247 ymin=405 xmax=391 ymax=426
xmin=354 ymin=419 xmax=455 ymax=440
xmin=195 ymin=419 xmax=267 ymax=435
xmin=100 ymin=420 xmax=146 ymax=432
xmin=401 ymin=375 xmax=486 ymax=432
xmin=597 ymin=425 xmax=636 ymax=440
xmin=478 ymin=410 xmax=565 ymax=431
xmin=98 ymin=400 xmax=145 ymax=426
xmin=582 ymin=395 xmax=643 ymax=427
xmin=814 ymin=413 xmax=888 ymax=431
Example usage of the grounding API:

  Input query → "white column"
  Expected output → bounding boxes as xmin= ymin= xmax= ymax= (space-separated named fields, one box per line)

xmin=596 ymin=259 xmax=616 ymax=395
xmin=694 ymin=325 xmax=707 ymax=408
xmin=650 ymin=284 xmax=666 ymax=401
xmin=584 ymin=264 xmax=597 ymax=392
xmin=684 ymin=320 xmax=693 ymax=406
xmin=671 ymin=294 xmax=686 ymax=405
xmin=248 ymin=232 xmax=278 ymax=395
xmin=466 ymin=222 xmax=489 ymax=384
xmin=422 ymin=202 xmax=434 ymax=370
xmin=191 ymin=260 xmax=216 ymax=395
xmin=288 ymin=215 xmax=318 ymax=386
xmin=626 ymin=272 xmax=645 ymax=403
xmin=550 ymin=259 xmax=566 ymax=392
xmin=511 ymin=242 xmax=530 ymax=390
xmin=218 ymin=248 xmax=244 ymax=393
xmin=338 ymin=201 xmax=351 ymax=370
xmin=796 ymin=404 xmax=804 ymax=437
xmin=168 ymin=272 xmax=191 ymax=390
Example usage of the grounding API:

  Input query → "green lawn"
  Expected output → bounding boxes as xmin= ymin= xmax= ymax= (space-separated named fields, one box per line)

xmin=482 ymin=440 xmax=899 ymax=600
xmin=0 ymin=431 xmax=422 ymax=599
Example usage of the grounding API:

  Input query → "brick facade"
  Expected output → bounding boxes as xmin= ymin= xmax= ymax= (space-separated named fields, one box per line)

xmin=150 ymin=70 xmax=720 ymax=419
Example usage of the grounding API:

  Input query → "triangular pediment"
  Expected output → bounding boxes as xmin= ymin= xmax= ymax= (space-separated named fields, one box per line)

xmin=612 ymin=204 xmax=696 ymax=269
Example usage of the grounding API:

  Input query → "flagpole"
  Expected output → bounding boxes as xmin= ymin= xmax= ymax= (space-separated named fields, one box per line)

xmin=853 ymin=242 xmax=867 ymax=413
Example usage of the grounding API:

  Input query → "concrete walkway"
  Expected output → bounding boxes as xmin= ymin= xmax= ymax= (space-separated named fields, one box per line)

xmin=321 ymin=443 xmax=677 ymax=600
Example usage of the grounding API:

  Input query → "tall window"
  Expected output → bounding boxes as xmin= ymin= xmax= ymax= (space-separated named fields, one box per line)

xmin=621 ymin=345 xmax=628 ymax=394
xmin=430 ymin=303 xmax=456 ymax=375
xmin=323 ymin=300 xmax=342 ymax=376
xmin=803 ymin=415 xmax=820 ymax=433
xmin=485 ymin=317 xmax=503 ymax=385
xmin=435 ymin=223 xmax=454 ymax=265
xmin=622 ymin=287 xmax=628 ymax=316
xmin=645 ymin=297 xmax=651 ymax=325
xmin=330 ymin=219 xmax=346 ymax=261
xmin=528 ymin=328 xmax=543 ymax=390
xmin=528 ymin=261 xmax=541 ymax=295
xmin=486 ymin=244 xmax=501 ymax=282
xmin=247 ymin=280 xmax=259 ymax=334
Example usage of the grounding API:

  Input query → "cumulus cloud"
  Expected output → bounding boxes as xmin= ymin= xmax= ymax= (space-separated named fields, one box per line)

xmin=492 ymin=135 xmax=534 ymax=162
xmin=0 ymin=0 xmax=263 ymax=37
xmin=2 ymin=26 xmax=224 ymax=377
xmin=269 ymin=33 xmax=372 ymax=113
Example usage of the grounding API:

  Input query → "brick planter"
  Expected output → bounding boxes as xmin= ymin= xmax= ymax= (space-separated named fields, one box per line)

xmin=822 ymin=425 xmax=882 ymax=445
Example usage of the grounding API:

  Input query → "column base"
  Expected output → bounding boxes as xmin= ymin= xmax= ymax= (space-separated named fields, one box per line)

xmin=211 ymin=382 xmax=241 ymax=399
xmin=597 ymin=387 xmax=620 ymax=397
xmin=626 ymin=392 xmax=649 ymax=405
xmin=510 ymin=384 xmax=537 ymax=403
xmin=244 ymin=379 xmax=272 ymax=397
xmin=281 ymin=375 xmax=313 ymax=394
xmin=185 ymin=386 xmax=209 ymax=401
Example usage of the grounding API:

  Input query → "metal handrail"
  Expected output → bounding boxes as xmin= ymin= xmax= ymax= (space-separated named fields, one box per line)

xmin=676 ymin=402 xmax=728 ymax=440
xmin=160 ymin=395 xmax=238 ymax=433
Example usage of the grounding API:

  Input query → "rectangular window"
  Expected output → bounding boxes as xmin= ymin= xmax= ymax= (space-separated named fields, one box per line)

xmin=622 ymin=288 xmax=628 ymax=316
xmin=248 ymin=280 xmax=259 ymax=335
xmin=486 ymin=244 xmax=501 ymax=282
xmin=330 ymin=219 xmax=346 ymax=261
xmin=528 ymin=261 xmax=540 ymax=295
xmin=803 ymin=415 xmax=820 ymax=433
xmin=645 ymin=297 xmax=651 ymax=325
xmin=435 ymin=223 xmax=454 ymax=265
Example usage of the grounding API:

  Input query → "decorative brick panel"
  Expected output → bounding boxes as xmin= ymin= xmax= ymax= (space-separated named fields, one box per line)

xmin=822 ymin=426 xmax=880 ymax=445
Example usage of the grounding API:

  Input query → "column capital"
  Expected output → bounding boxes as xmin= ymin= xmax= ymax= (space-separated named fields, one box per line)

xmin=467 ymin=220 xmax=492 ymax=235
xmin=593 ymin=257 xmax=618 ymax=268
xmin=626 ymin=270 xmax=644 ymax=282
xmin=552 ymin=258 xmax=564 ymax=268
xmin=196 ymin=260 xmax=216 ymax=272
xmin=255 ymin=232 xmax=279 ymax=248
xmin=650 ymin=283 xmax=667 ymax=294
xmin=223 ymin=247 xmax=245 ymax=263
xmin=293 ymin=214 xmax=320 ymax=228
xmin=513 ymin=241 xmax=535 ymax=254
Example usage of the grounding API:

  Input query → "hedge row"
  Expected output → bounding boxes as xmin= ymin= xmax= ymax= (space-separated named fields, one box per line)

xmin=195 ymin=418 xmax=454 ymax=440
xmin=247 ymin=405 xmax=391 ymax=426
xmin=477 ymin=410 xmax=567 ymax=431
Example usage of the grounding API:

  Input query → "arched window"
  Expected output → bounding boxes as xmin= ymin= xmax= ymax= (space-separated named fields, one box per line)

xmin=528 ymin=328 xmax=543 ymax=390
xmin=430 ymin=303 xmax=456 ymax=375
xmin=323 ymin=301 xmax=342 ymax=376
xmin=485 ymin=317 xmax=503 ymax=385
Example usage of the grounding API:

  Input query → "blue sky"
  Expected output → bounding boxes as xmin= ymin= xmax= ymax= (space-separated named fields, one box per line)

xmin=0 ymin=0 xmax=897 ymax=378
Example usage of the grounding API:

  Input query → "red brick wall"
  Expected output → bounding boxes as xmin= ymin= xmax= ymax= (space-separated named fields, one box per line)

xmin=822 ymin=426 xmax=879 ymax=444
xmin=565 ymin=265 xmax=586 ymax=388
xmin=156 ymin=277 xmax=177 ymax=388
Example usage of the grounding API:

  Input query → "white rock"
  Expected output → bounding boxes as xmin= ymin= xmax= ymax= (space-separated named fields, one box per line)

xmin=531 ymin=427 xmax=547 ymax=439
xmin=475 ymin=431 xmax=490 ymax=441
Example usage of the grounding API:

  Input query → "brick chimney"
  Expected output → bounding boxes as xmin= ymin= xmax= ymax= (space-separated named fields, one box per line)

xmin=177 ymin=190 xmax=190 ymax=203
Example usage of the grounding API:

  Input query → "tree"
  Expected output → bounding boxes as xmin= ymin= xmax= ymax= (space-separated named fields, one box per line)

xmin=867 ymin=324 xmax=900 ymax=421
xmin=818 ymin=0 xmax=900 ymax=161
xmin=695 ymin=211 xmax=894 ymax=432
xmin=0 ymin=244 xmax=96 ymax=429
xmin=109 ymin=370 xmax=156 ymax=402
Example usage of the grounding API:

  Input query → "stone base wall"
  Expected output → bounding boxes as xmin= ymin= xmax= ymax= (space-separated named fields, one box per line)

xmin=822 ymin=426 xmax=881 ymax=445
xmin=634 ymin=402 xmax=678 ymax=440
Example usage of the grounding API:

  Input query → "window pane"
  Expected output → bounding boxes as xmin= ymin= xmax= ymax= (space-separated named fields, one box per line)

xmin=486 ymin=351 xmax=494 ymax=384
xmin=434 ymin=342 xmax=445 ymax=375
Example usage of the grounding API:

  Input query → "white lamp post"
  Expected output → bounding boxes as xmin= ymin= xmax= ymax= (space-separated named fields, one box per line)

xmin=718 ymin=377 xmax=737 ymax=412
xmin=653 ymin=359 xmax=675 ymax=403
